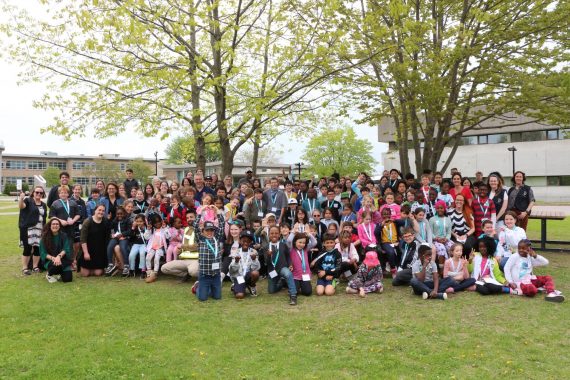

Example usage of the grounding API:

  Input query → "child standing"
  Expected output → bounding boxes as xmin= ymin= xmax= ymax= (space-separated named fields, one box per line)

xmin=128 ymin=214 xmax=147 ymax=278
xmin=166 ymin=216 xmax=184 ymax=262
xmin=193 ymin=206 xmax=226 ymax=301
xmin=346 ymin=251 xmax=383 ymax=297
xmin=229 ymin=230 xmax=261 ymax=299
xmin=144 ymin=213 xmax=168 ymax=283
xmin=443 ymin=244 xmax=476 ymax=293
xmin=311 ymin=234 xmax=342 ymax=296
xmin=504 ymin=240 xmax=564 ymax=302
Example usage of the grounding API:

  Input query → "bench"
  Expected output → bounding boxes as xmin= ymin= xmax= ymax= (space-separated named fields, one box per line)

xmin=529 ymin=209 xmax=568 ymax=252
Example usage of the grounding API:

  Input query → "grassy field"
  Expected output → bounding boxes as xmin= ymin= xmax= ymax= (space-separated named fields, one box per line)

xmin=1 ymin=214 xmax=569 ymax=379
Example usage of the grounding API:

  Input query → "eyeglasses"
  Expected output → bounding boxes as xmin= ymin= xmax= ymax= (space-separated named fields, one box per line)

xmin=313 ymin=214 xmax=321 ymax=217
xmin=34 ymin=191 xmax=45 ymax=195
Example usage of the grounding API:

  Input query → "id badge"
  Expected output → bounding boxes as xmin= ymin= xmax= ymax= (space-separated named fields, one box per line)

xmin=369 ymin=243 xmax=377 ymax=249
xmin=237 ymin=276 xmax=245 ymax=284
xmin=258 ymin=211 xmax=264 ymax=217
xmin=269 ymin=270 xmax=278 ymax=279
xmin=397 ymin=267 xmax=403 ymax=272
xmin=271 ymin=207 xmax=277 ymax=212
xmin=343 ymin=270 xmax=352 ymax=278
xmin=211 ymin=262 xmax=220 ymax=270
xmin=475 ymin=280 xmax=485 ymax=286
xmin=302 ymin=274 xmax=311 ymax=282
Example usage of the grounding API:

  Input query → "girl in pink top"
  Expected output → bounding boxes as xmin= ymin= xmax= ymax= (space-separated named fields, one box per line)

xmin=197 ymin=194 xmax=216 ymax=224
xmin=357 ymin=211 xmax=378 ymax=249
xmin=288 ymin=232 xmax=317 ymax=296
xmin=379 ymin=193 xmax=401 ymax=222
xmin=356 ymin=195 xmax=381 ymax=224
xmin=165 ymin=216 xmax=184 ymax=262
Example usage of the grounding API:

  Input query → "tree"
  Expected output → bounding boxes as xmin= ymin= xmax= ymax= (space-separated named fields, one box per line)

xmin=302 ymin=127 xmax=376 ymax=177
xmin=83 ymin=159 xmax=122 ymax=184
xmin=333 ymin=0 xmax=570 ymax=175
xmin=235 ymin=145 xmax=283 ymax=167
xmin=165 ymin=135 xmax=221 ymax=165
xmin=42 ymin=167 xmax=60 ymax=188
xmin=127 ymin=158 xmax=154 ymax=185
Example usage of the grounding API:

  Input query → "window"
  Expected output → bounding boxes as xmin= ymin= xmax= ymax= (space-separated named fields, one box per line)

xmin=26 ymin=177 xmax=35 ymax=184
xmin=5 ymin=176 xmax=20 ymax=184
xmin=73 ymin=177 xmax=90 ymax=185
xmin=49 ymin=161 xmax=67 ymax=170
xmin=72 ymin=161 xmax=95 ymax=170
xmin=27 ymin=161 xmax=47 ymax=170
xmin=562 ymin=176 xmax=570 ymax=186
xmin=487 ymin=133 xmax=511 ymax=144
xmin=478 ymin=135 xmax=488 ymax=144
xmin=521 ymin=130 xmax=546 ymax=142
xmin=6 ymin=160 xmax=26 ymax=169
xmin=119 ymin=163 xmax=127 ymax=170
xmin=547 ymin=130 xmax=559 ymax=140
xmin=459 ymin=136 xmax=477 ymax=145
xmin=547 ymin=176 xmax=560 ymax=186
xmin=511 ymin=132 xmax=521 ymax=142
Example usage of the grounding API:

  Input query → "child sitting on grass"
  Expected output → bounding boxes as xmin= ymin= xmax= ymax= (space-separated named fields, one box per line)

xmin=443 ymin=243 xmax=476 ymax=294
xmin=504 ymin=239 xmax=565 ymax=302
xmin=311 ymin=233 xmax=342 ymax=296
xmin=410 ymin=244 xmax=449 ymax=300
xmin=470 ymin=236 xmax=513 ymax=296
xmin=346 ymin=251 xmax=383 ymax=297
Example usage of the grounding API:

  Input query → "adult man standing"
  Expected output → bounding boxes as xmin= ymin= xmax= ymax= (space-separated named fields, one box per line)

xmin=238 ymin=168 xmax=254 ymax=187
xmin=263 ymin=177 xmax=288 ymax=224
xmin=193 ymin=173 xmax=215 ymax=203
xmin=47 ymin=171 xmax=70 ymax=208
xmin=123 ymin=168 xmax=138 ymax=195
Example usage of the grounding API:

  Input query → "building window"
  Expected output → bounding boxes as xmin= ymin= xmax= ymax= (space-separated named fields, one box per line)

xmin=49 ymin=162 xmax=67 ymax=170
xmin=27 ymin=161 xmax=48 ymax=170
xmin=26 ymin=177 xmax=35 ymax=184
xmin=562 ymin=176 xmax=570 ymax=186
xmin=74 ymin=177 xmax=90 ymax=185
xmin=119 ymin=163 xmax=127 ymax=170
xmin=547 ymin=130 xmax=559 ymax=140
xmin=6 ymin=160 xmax=26 ymax=169
xmin=5 ymin=176 xmax=20 ymax=184
xmin=487 ymin=133 xmax=511 ymax=144
xmin=478 ymin=135 xmax=488 ymax=144
xmin=72 ymin=161 xmax=95 ymax=170
xmin=459 ymin=136 xmax=477 ymax=145
xmin=521 ymin=130 xmax=546 ymax=142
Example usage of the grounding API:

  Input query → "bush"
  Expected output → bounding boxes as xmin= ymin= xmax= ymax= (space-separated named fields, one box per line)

xmin=22 ymin=183 xmax=29 ymax=193
xmin=3 ymin=183 xmax=17 ymax=195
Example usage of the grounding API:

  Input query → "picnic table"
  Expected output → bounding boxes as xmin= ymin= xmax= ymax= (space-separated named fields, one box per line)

xmin=529 ymin=208 xmax=568 ymax=252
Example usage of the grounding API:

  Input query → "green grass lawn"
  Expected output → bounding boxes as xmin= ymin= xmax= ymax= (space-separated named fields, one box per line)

xmin=1 ymin=214 xmax=569 ymax=379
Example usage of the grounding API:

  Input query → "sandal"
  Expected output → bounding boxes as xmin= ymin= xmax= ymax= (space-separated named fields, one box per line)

xmin=32 ymin=267 xmax=40 ymax=273
xmin=22 ymin=269 xmax=31 ymax=276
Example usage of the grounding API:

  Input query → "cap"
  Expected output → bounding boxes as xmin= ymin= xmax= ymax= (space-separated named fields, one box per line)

xmin=203 ymin=221 xmax=215 ymax=230
xmin=239 ymin=230 xmax=254 ymax=240
xmin=205 ymin=176 xmax=212 ymax=181
xmin=265 ymin=213 xmax=276 ymax=219
xmin=245 ymin=168 xmax=253 ymax=173
xmin=340 ymin=192 xmax=350 ymax=199
xmin=288 ymin=198 xmax=298 ymax=205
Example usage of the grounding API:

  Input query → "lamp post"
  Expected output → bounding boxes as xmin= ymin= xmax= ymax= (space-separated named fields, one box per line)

xmin=507 ymin=146 xmax=517 ymax=176
xmin=154 ymin=151 xmax=158 ymax=176
xmin=294 ymin=162 xmax=303 ymax=181
xmin=0 ymin=141 xmax=4 ymax=194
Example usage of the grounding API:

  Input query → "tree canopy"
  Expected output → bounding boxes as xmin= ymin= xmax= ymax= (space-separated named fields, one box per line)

xmin=302 ymin=127 xmax=376 ymax=177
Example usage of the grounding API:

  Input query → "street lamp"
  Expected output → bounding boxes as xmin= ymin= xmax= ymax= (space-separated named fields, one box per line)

xmin=0 ymin=141 xmax=4 ymax=193
xmin=507 ymin=146 xmax=517 ymax=176
xmin=294 ymin=162 xmax=303 ymax=181
xmin=154 ymin=151 xmax=158 ymax=176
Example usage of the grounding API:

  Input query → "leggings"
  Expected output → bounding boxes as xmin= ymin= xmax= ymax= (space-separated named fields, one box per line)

xmin=146 ymin=249 xmax=164 ymax=272
xmin=20 ymin=228 xmax=40 ymax=257
xmin=166 ymin=243 xmax=181 ymax=262
xmin=294 ymin=279 xmax=312 ymax=296
xmin=475 ymin=283 xmax=506 ymax=295
xmin=47 ymin=262 xmax=73 ymax=282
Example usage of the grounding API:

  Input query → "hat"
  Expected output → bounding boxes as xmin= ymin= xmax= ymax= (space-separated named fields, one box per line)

xmin=363 ymin=251 xmax=380 ymax=268
xmin=205 ymin=176 xmax=212 ymax=181
xmin=288 ymin=198 xmax=298 ymax=205
xmin=435 ymin=200 xmax=447 ymax=209
xmin=340 ymin=192 xmax=350 ymax=199
xmin=239 ymin=230 xmax=254 ymax=241
xmin=203 ymin=221 xmax=215 ymax=230
xmin=245 ymin=168 xmax=253 ymax=173
xmin=265 ymin=213 xmax=276 ymax=220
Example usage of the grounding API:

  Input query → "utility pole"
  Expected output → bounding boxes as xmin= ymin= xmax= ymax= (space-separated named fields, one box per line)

xmin=507 ymin=146 xmax=517 ymax=176
xmin=154 ymin=151 xmax=158 ymax=176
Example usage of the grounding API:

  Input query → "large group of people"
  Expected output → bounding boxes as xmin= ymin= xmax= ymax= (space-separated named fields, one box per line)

xmin=17 ymin=165 xmax=564 ymax=304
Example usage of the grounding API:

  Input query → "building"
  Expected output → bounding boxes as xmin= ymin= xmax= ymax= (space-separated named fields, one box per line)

xmin=0 ymin=151 xmax=155 ymax=192
xmin=162 ymin=161 xmax=293 ymax=184
xmin=378 ymin=112 xmax=570 ymax=202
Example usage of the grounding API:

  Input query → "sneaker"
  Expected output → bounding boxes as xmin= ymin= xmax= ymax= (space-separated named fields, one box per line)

xmin=22 ymin=269 xmax=31 ymax=276
xmin=445 ymin=287 xmax=455 ymax=294
xmin=422 ymin=292 xmax=429 ymax=300
xmin=545 ymin=292 xmax=565 ymax=303
xmin=104 ymin=263 xmax=115 ymax=274
xmin=122 ymin=267 xmax=130 ymax=277
xmin=105 ymin=264 xmax=118 ymax=276
xmin=191 ymin=281 xmax=199 ymax=294
xmin=436 ymin=292 xmax=447 ymax=300
xmin=289 ymin=295 xmax=297 ymax=306
xmin=537 ymin=287 xmax=545 ymax=293
xmin=46 ymin=274 xmax=58 ymax=283
xmin=129 ymin=270 xmax=136 ymax=278
xmin=140 ymin=270 xmax=147 ymax=280
xmin=249 ymin=286 xmax=258 ymax=297
xmin=510 ymin=289 xmax=519 ymax=296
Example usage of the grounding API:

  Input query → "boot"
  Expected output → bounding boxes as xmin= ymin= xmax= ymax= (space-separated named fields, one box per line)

xmin=289 ymin=295 xmax=297 ymax=306
xmin=145 ymin=270 xmax=157 ymax=283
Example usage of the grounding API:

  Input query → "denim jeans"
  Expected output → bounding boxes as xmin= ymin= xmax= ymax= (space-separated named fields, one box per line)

xmin=128 ymin=243 xmax=147 ymax=270
xmin=267 ymin=267 xmax=297 ymax=296
xmin=107 ymin=238 xmax=130 ymax=265
xmin=380 ymin=243 xmax=397 ymax=269
xmin=410 ymin=277 xmax=455 ymax=295
xmin=197 ymin=273 xmax=222 ymax=301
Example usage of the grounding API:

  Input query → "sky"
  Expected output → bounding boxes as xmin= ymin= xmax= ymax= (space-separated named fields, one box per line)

xmin=0 ymin=1 xmax=387 ymax=174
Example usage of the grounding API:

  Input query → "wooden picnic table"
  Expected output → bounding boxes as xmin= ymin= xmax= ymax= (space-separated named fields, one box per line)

xmin=529 ymin=208 xmax=567 ymax=251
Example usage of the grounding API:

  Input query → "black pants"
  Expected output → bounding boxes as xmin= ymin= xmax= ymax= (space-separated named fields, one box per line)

xmin=340 ymin=261 xmax=357 ymax=275
xmin=453 ymin=235 xmax=477 ymax=258
xmin=475 ymin=283 xmax=504 ymax=295
xmin=392 ymin=268 xmax=413 ymax=286
xmin=47 ymin=262 xmax=73 ymax=282
xmin=295 ymin=280 xmax=312 ymax=296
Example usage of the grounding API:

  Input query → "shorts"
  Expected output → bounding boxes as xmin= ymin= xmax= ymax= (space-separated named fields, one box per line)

xmin=232 ymin=273 xmax=253 ymax=294
xmin=316 ymin=278 xmax=333 ymax=287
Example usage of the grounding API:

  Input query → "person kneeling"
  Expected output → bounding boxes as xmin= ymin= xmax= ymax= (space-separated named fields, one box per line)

xmin=346 ymin=251 xmax=383 ymax=297
xmin=40 ymin=219 xmax=73 ymax=283
xmin=266 ymin=226 xmax=298 ymax=305
xmin=229 ymin=230 xmax=261 ymax=299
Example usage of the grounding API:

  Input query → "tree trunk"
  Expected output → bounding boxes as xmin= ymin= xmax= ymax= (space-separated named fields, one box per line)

xmin=251 ymin=122 xmax=262 ymax=176
xmin=189 ymin=0 xmax=206 ymax=173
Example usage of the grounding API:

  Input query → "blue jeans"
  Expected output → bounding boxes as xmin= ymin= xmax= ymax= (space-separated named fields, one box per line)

xmin=499 ymin=256 xmax=509 ymax=272
xmin=129 ymin=244 xmax=146 ymax=270
xmin=107 ymin=238 xmax=130 ymax=266
xmin=380 ymin=243 xmax=397 ymax=269
xmin=410 ymin=277 xmax=455 ymax=295
xmin=267 ymin=267 xmax=297 ymax=296
xmin=197 ymin=273 xmax=222 ymax=301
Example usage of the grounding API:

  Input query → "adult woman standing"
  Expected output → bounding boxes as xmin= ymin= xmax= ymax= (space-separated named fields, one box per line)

xmin=71 ymin=184 xmax=87 ymax=269
xmin=49 ymin=185 xmax=80 ymax=243
xmin=159 ymin=181 xmax=171 ymax=198
xmin=79 ymin=204 xmax=111 ymax=277
xmin=488 ymin=173 xmax=508 ymax=229
xmin=102 ymin=182 xmax=124 ymax=220
xmin=507 ymin=171 xmax=535 ymax=231
xmin=449 ymin=194 xmax=476 ymax=258
xmin=18 ymin=186 xmax=47 ymax=275
xmin=95 ymin=180 xmax=106 ymax=198
xmin=40 ymin=219 xmax=73 ymax=283
xmin=449 ymin=172 xmax=473 ymax=208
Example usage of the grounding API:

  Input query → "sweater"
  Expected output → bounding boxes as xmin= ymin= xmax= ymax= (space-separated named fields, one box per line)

xmin=496 ymin=227 xmax=527 ymax=259
xmin=39 ymin=233 xmax=72 ymax=272
xmin=429 ymin=215 xmax=452 ymax=240
xmin=469 ymin=253 xmax=506 ymax=284
xmin=504 ymin=253 xmax=549 ymax=284
xmin=228 ymin=248 xmax=261 ymax=278
xmin=313 ymin=249 xmax=342 ymax=278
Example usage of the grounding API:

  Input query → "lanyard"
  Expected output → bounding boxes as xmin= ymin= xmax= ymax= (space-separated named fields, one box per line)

xmin=271 ymin=244 xmax=280 ymax=267
xmin=255 ymin=199 xmax=262 ymax=209
xmin=117 ymin=221 xmax=122 ymax=234
xmin=342 ymin=215 xmax=350 ymax=222
xmin=170 ymin=206 xmax=175 ymax=218
xmin=480 ymin=257 xmax=489 ymax=279
xmin=478 ymin=197 xmax=490 ymax=218
xmin=363 ymin=223 xmax=373 ymax=242
xmin=61 ymin=200 xmax=70 ymax=216
xmin=450 ymin=258 xmax=462 ymax=273
xmin=240 ymin=248 xmax=252 ymax=274
xmin=271 ymin=191 xmax=278 ymax=205
xmin=435 ymin=215 xmax=446 ymax=236
xmin=327 ymin=200 xmax=333 ymax=208
xmin=419 ymin=221 xmax=426 ymax=241
xmin=138 ymin=202 xmax=145 ymax=213
xmin=384 ymin=223 xmax=393 ymax=241
xmin=138 ymin=228 xmax=146 ymax=244
xmin=307 ymin=199 xmax=315 ymax=214
xmin=298 ymin=224 xmax=305 ymax=233
xmin=205 ymin=238 xmax=219 ymax=258
xmin=401 ymin=243 xmax=410 ymax=266
xmin=296 ymin=249 xmax=306 ymax=272
xmin=422 ymin=186 xmax=430 ymax=201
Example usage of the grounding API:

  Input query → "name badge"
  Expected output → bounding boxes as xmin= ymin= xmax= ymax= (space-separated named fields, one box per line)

xmin=475 ymin=280 xmax=485 ymax=286
xmin=258 ymin=211 xmax=264 ymax=217
xmin=269 ymin=270 xmax=278 ymax=279
xmin=237 ymin=276 xmax=245 ymax=284
xmin=302 ymin=274 xmax=311 ymax=282
xmin=211 ymin=262 xmax=220 ymax=270
xmin=369 ymin=243 xmax=377 ymax=249
xmin=271 ymin=207 xmax=277 ymax=212
xmin=391 ymin=243 xmax=397 ymax=247
xmin=397 ymin=267 xmax=403 ymax=272
xmin=343 ymin=270 xmax=352 ymax=278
